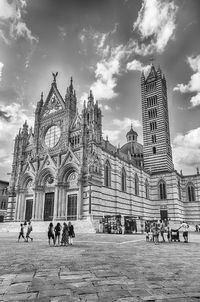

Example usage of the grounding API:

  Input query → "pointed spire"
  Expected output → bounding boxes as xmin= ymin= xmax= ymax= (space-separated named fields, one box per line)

xmin=88 ymin=90 xmax=94 ymax=105
xmin=69 ymin=76 xmax=73 ymax=93
xmin=41 ymin=92 xmax=43 ymax=101
xmin=22 ymin=120 xmax=28 ymax=136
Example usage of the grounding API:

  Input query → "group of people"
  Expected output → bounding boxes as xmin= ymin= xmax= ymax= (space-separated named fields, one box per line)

xmin=145 ymin=219 xmax=189 ymax=244
xmin=18 ymin=220 xmax=75 ymax=246
xmin=48 ymin=221 xmax=75 ymax=246
xmin=18 ymin=220 xmax=33 ymax=242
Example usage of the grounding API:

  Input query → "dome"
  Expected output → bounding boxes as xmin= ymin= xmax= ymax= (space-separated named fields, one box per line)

xmin=126 ymin=127 xmax=138 ymax=138
xmin=126 ymin=125 xmax=138 ymax=143
xmin=120 ymin=141 xmax=143 ymax=156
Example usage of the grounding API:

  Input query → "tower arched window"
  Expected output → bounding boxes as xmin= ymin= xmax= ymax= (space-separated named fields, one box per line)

xmin=121 ymin=167 xmax=126 ymax=192
xmin=178 ymin=180 xmax=181 ymax=200
xmin=104 ymin=160 xmax=111 ymax=187
xmin=159 ymin=180 xmax=167 ymax=200
xmin=145 ymin=179 xmax=149 ymax=199
xmin=187 ymin=183 xmax=195 ymax=202
xmin=153 ymin=146 xmax=156 ymax=154
xmin=135 ymin=173 xmax=139 ymax=196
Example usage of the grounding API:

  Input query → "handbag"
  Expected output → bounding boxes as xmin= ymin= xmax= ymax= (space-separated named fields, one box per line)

xmin=72 ymin=231 xmax=75 ymax=238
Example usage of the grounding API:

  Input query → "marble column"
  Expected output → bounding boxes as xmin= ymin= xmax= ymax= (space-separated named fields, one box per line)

xmin=32 ymin=189 xmax=37 ymax=220
xmin=53 ymin=186 xmax=59 ymax=219
xmin=61 ymin=188 xmax=66 ymax=218
xmin=14 ymin=194 xmax=20 ymax=221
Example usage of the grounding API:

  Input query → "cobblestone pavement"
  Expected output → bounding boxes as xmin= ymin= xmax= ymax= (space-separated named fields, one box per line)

xmin=0 ymin=232 xmax=200 ymax=302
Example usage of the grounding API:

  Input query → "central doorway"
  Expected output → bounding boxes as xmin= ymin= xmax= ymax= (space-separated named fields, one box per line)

xmin=67 ymin=194 xmax=77 ymax=220
xmin=25 ymin=199 xmax=33 ymax=221
xmin=44 ymin=192 xmax=54 ymax=221
xmin=160 ymin=209 xmax=168 ymax=221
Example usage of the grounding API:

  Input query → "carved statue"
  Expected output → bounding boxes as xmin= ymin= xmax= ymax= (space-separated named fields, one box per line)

xmin=52 ymin=72 xmax=58 ymax=82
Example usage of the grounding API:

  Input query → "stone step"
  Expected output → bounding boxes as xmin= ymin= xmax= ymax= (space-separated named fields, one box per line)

xmin=0 ymin=219 xmax=97 ymax=234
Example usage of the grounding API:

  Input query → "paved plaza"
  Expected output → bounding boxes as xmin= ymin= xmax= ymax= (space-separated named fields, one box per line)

xmin=0 ymin=231 xmax=200 ymax=302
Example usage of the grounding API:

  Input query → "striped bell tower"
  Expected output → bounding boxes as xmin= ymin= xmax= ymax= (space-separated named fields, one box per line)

xmin=141 ymin=64 xmax=174 ymax=173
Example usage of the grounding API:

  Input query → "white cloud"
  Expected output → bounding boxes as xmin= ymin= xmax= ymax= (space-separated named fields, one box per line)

xmin=174 ymin=55 xmax=200 ymax=107
xmin=0 ymin=102 xmax=34 ymax=178
xmin=127 ymin=59 xmax=151 ymax=74
xmin=103 ymin=129 xmax=120 ymax=142
xmin=103 ymin=105 xmax=111 ymax=111
xmin=173 ymin=128 xmax=200 ymax=172
xmin=91 ymin=45 xmax=126 ymax=100
xmin=113 ymin=117 xmax=141 ymax=130
xmin=58 ymin=26 xmax=67 ymax=40
xmin=0 ymin=62 xmax=4 ymax=80
xmin=0 ymin=0 xmax=15 ymax=19
xmin=0 ymin=0 xmax=38 ymax=44
xmin=132 ymin=0 xmax=178 ymax=55
xmin=103 ymin=117 xmax=141 ymax=145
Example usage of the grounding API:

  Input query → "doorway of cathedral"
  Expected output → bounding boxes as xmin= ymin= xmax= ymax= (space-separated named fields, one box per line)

xmin=160 ymin=209 xmax=168 ymax=221
xmin=44 ymin=193 xmax=54 ymax=221
xmin=67 ymin=194 xmax=77 ymax=220
xmin=25 ymin=199 xmax=33 ymax=221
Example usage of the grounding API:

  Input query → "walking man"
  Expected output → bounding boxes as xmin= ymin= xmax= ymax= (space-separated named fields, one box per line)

xmin=26 ymin=221 xmax=33 ymax=242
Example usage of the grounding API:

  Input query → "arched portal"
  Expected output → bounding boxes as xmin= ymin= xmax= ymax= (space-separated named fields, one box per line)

xmin=58 ymin=164 xmax=80 ymax=221
xmin=37 ymin=168 xmax=55 ymax=221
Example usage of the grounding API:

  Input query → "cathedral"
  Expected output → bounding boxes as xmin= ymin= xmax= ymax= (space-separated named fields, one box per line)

xmin=5 ymin=65 xmax=200 ymax=229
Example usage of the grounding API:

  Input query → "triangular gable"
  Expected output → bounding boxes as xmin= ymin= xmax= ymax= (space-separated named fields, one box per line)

xmin=41 ymin=84 xmax=65 ymax=117
xmin=146 ymin=65 xmax=157 ymax=82
xmin=39 ymin=153 xmax=57 ymax=172
xmin=23 ymin=161 xmax=36 ymax=175
xmin=60 ymin=147 xmax=80 ymax=169
xmin=70 ymin=112 xmax=81 ymax=130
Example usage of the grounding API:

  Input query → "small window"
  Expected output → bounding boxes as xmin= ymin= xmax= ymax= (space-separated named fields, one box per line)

xmin=104 ymin=160 xmax=111 ymax=187
xmin=145 ymin=179 xmax=149 ymax=199
xmin=153 ymin=146 xmax=156 ymax=154
xmin=159 ymin=180 xmax=167 ymax=200
xmin=135 ymin=174 xmax=139 ymax=196
xmin=121 ymin=168 xmax=126 ymax=192
xmin=178 ymin=180 xmax=181 ymax=200
xmin=187 ymin=183 xmax=195 ymax=202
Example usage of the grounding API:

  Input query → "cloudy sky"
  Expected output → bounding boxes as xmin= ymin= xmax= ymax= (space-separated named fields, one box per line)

xmin=0 ymin=0 xmax=200 ymax=180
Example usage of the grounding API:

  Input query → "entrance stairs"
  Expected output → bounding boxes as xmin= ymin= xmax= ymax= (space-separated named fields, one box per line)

xmin=0 ymin=218 xmax=97 ymax=233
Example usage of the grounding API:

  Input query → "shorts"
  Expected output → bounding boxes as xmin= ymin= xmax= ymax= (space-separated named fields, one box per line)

xmin=183 ymin=231 xmax=188 ymax=238
xmin=48 ymin=232 xmax=54 ymax=240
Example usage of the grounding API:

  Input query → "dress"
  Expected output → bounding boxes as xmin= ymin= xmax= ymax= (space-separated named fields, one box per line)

xmin=68 ymin=225 xmax=74 ymax=237
xmin=61 ymin=225 xmax=69 ymax=245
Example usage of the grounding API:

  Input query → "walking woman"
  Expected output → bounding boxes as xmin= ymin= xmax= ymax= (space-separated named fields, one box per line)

xmin=54 ymin=222 xmax=61 ymax=246
xmin=18 ymin=223 xmax=25 ymax=242
xmin=48 ymin=222 xmax=55 ymax=246
xmin=68 ymin=221 xmax=75 ymax=245
xmin=61 ymin=222 xmax=69 ymax=246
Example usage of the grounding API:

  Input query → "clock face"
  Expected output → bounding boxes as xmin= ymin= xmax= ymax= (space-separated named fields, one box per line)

xmin=45 ymin=125 xmax=61 ymax=148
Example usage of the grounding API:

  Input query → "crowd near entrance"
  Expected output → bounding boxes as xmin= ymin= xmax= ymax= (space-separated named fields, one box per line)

xmin=100 ymin=215 xmax=138 ymax=234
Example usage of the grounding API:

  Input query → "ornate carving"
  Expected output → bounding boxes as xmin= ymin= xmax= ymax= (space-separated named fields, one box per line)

xmin=43 ymin=94 xmax=62 ymax=117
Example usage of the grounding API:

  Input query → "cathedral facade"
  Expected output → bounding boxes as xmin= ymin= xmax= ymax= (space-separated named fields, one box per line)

xmin=5 ymin=65 xmax=200 ymax=226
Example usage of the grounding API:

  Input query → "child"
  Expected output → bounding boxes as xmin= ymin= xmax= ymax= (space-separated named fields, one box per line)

xmin=149 ymin=230 xmax=153 ymax=242
xmin=18 ymin=223 xmax=25 ymax=242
